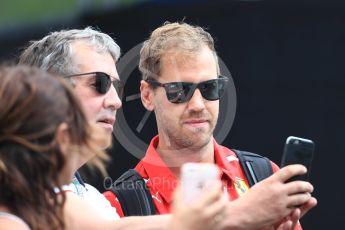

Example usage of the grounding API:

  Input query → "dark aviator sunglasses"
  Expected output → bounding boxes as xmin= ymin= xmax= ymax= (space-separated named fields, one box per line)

xmin=64 ymin=72 xmax=124 ymax=98
xmin=146 ymin=76 xmax=229 ymax=104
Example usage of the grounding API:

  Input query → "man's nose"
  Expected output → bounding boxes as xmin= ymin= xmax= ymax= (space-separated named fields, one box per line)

xmin=186 ymin=89 xmax=205 ymax=112
xmin=103 ymin=84 xmax=122 ymax=111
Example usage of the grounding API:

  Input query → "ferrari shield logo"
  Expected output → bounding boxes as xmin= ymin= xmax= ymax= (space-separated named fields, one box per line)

xmin=234 ymin=178 xmax=249 ymax=196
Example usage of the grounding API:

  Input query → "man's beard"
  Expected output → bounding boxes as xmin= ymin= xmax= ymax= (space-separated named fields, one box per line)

xmin=163 ymin=124 xmax=214 ymax=151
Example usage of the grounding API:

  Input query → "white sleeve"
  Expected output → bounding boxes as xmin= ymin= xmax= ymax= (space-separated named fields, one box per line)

xmin=83 ymin=183 xmax=120 ymax=220
xmin=62 ymin=182 xmax=120 ymax=221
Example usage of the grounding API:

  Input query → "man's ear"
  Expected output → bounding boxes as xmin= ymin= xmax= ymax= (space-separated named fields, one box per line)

xmin=140 ymin=80 xmax=154 ymax=111
xmin=56 ymin=122 xmax=70 ymax=156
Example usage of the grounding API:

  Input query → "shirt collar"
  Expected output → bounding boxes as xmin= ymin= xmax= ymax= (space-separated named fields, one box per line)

xmin=213 ymin=139 xmax=237 ymax=181
xmin=140 ymin=136 xmax=238 ymax=203
xmin=141 ymin=136 xmax=178 ymax=203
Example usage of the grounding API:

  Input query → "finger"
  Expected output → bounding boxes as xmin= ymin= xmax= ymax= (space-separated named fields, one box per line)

xmin=284 ymin=181 xmax=313 ymax=195
xmin=287 ymin=192 xmax=312 ymax=207
xmin=289 ymin=208 xmax=301 ymax=229
xmin=277 ymin=220 xmax=293 ymax=230
xmin=202 ymin=194 xmax=228 ymax=219
xmin=172 ymin=186 xmax=182 ymax=205
xmin=194 ymin=181 xmax=222 ymax=207
xmin=204 ymin=195 xmax=228 ymax=228
xmin=274 ymin=165 xmax=307 ymax=183
xmin=300 ymin=197 xmax=317 ymax=218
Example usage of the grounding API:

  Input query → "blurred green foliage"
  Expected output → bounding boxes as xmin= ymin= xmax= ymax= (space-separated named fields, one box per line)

xmin=0 ymin=0 xmax=77 ymax=26
xmin=0 ymin=0 xmax=149 ymax=28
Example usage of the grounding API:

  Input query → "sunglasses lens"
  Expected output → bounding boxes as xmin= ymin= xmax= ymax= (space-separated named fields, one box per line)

xmin=215 ymin=79 xmax=228 ymax=98
xmin=113 ymin=81 xmax=124 ymax=99
xmin=95 ymin=72 xmax=124 ymax=98
xmin=199 ymin=79 xmax=227 ymax=101
xmin=165 ymin=82 xmax=194 ymax=103
xmin=95 ymin=72 xmax=111 ymax=94
xmin=148 ymin=77 xmax=228 ymax=104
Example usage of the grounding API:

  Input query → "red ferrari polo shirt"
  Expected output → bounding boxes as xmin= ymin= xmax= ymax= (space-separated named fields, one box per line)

xmin=103 ymin=136 xmax=302 ymax=230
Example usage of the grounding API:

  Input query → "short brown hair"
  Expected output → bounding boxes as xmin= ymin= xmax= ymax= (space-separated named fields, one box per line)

xmin=139 ymin=22 xmax=219 ymax=80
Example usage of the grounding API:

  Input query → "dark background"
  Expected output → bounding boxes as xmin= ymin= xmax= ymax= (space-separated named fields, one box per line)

xmin=1 ymin=1 xmax=343 ymax=229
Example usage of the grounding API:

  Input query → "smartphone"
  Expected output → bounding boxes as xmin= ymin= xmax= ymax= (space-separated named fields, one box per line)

xmin=181 ymin=163 xmax=219 ymax=203
xmin=280 ymin=136 xmax=315 ymax=182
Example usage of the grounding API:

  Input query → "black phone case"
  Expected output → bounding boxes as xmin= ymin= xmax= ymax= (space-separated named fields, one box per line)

xmin=280 ymin=137 xmax=314 ymax=181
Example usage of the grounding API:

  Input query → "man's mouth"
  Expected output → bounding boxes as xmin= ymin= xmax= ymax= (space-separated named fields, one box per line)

xmin=183 ymin=119 xmax=209 ymax=128
xmin=97 ymin=118 xmax=115 ymax=131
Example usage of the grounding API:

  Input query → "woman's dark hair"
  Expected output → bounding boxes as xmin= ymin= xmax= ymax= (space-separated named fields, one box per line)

xmin=0 ymin=65 xmax=107 ymax=230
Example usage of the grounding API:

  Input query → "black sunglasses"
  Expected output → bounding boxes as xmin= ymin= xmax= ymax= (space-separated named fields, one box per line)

xmin=146 ymin=76 xmax=228 ymax=104
xmin=64 ymin=72 xmax=124 ymax=98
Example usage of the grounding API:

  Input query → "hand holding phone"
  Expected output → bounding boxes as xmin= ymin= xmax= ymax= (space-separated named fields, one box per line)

xmin=181 ymin=163 xmax=219 ymax=203
xmin=280 ymin=136 xmax=315 ymax=182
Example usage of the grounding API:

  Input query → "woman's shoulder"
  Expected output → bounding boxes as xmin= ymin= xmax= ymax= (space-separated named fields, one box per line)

xmin=0 ymin=210 xmax=30 ymax=230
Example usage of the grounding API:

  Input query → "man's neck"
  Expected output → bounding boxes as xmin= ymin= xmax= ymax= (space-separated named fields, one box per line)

xmin=156 ymin=138 xmax=215 ymax=179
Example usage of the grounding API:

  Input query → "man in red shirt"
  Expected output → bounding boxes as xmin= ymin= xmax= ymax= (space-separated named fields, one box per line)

xmin=104 ymin=22 xmax=317 ymax=229
xmin=19 ymin=27 xmax=230 ymax=230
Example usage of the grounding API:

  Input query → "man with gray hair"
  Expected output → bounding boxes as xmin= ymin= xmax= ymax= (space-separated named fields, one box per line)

xmin=19 ymin=27 xmax=230 ymax=230
xmin=20 ymin=25 xmax=317 ymax=230
xmin=20 ymin=27 xmax=123 ymax=220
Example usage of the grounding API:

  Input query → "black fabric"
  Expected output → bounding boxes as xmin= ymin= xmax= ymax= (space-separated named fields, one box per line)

xmin=110 ymin=169 xmax=156 ymax=216
xmin=233 ymin=150 xmax=273 ymax=187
